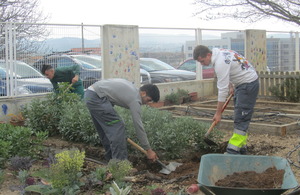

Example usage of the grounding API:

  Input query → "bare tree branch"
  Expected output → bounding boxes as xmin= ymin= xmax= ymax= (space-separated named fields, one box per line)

xmin=0 ymin=0 xmax=49 ymax=57
xmin=193 ymin=0 xmax=300 ymax=26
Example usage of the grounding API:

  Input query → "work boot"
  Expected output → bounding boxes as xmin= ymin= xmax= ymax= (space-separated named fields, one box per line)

xmin=240 ymin=146 xmax=247 ymax=155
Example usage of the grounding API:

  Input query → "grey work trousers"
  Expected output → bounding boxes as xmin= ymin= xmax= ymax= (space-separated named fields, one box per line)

xmin=227 ymin=78 xmax=259 ymax=154
xmin=84 ymin=89 xmax=128 ymax=161
xmin=233 ymin=79 xmax=259 ymax=131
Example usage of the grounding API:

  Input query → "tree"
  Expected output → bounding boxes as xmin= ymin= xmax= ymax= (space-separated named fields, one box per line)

xmin=0 ymin=0 xmax=49 ymax=58
xmin=193 ymin=0 xmax=300 ymax=26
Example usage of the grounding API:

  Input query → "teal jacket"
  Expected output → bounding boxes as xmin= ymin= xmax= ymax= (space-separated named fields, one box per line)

xmin=50 ymin=65 xmax=84 ymax=99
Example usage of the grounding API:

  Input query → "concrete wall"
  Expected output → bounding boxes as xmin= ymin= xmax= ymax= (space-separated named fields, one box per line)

xmin=0 ymin=94 xmax=47 ymax=122
xmin=156 ymin=79 xmax=215 ymax=101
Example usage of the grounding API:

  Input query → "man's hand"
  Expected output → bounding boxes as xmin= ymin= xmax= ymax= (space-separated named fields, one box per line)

xmin=146 ymin=149 xmax=158 ymax=162
xmin=72 ymin=75 xmax=79 ymax=84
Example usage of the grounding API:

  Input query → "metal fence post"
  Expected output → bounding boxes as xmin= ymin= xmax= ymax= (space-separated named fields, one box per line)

xmin=295 ymin=32 xmax=299 ymax=71
xmin=195 ymin=28 xmax=203 ymax=80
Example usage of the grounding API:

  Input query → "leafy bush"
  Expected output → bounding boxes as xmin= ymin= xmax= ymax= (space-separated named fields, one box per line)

xmin=58 ymin=101 xmax=99 ymax=145
xmin=165 ymin=89 xmax=189 ymax=105
xmin=269 ymin=77 xmax=300 ymax=102
xmin=0 ymin=124 xmax=47 ymax=164
xmin=23 ymin=83 xmax=81 ymax=136
xmin=116 ymin=106 xmax=222 ymax=159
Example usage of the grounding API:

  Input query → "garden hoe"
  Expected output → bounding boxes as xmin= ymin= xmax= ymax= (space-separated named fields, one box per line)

xmin=204 ymin=93 xmax=233 ymax=146
xmin=127 ymin=138 xmax=182 ymax=175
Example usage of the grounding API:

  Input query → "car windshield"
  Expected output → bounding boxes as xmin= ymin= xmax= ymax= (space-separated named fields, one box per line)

xmin=140 ymin=58 xmax=175 ymax=72
xmin=179 ymin=60 xmax=213 ymax=72
xmin=72 ymin=55 xmax=102 ymax=68
xmin=76 ymin=59 xmax=99 ymax=69
xmin=0 ymin=61 xmax=43 ymax=79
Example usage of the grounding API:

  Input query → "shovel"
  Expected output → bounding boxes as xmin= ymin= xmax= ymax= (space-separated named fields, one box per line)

xmin=127 ymin=138 xmax=182 ymax=175
xmin=204 ymin=93 xmax=233 ymax=146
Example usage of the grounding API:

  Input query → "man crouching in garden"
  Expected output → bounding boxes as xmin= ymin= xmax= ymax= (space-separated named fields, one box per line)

xmin=84 ymin=78 xmax=160 ymax=162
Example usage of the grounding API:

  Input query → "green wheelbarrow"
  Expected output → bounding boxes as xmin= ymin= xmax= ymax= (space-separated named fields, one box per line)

xmin=198 ymin=154 xmax=299 ymax=195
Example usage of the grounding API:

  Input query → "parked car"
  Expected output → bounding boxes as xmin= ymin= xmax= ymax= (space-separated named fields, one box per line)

xmin=177 ymin=59 xmax=215 ymax=79
xmin=139 ymin=58 xmax=196 ymax=83
xmin=0 ymin=60 xmax=53 ymax=96
xmin=33 ymin=54 xmax=102 ymax=88
xmin=70 ymin=54 xmax=152 ymax=84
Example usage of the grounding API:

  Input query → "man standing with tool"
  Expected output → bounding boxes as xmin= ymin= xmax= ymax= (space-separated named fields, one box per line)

xmin=193 ymin=45 xmax=259 ymax=155
xmin=41 ymin=64 xmax=84 ymax=99
xmin=84 ymin=78 xmax=160 ymax=162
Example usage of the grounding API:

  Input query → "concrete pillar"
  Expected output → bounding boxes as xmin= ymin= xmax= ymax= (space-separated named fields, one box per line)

xmin=101 ymin=24 xmax=140 ymax=86
xmin=245 ymin=29 xmax=267 ymax=71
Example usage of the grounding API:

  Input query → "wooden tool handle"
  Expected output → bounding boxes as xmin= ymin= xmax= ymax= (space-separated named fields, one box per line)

xmin=127 ymin=138 xmax=170 ymax=171
xmin=221 ymin=93 xmax=233 ymax=113
xmin=205 ymin=94 xmax=233 ymax=137
xmin=127 ymin=138 xmax=148 ymax=155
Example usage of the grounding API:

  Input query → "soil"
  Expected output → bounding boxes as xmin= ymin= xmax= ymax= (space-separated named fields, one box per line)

xmin=1 ymin=97 xmax=300 ymax=195
xmin=215 ymin=166 xmax=285 ymax=189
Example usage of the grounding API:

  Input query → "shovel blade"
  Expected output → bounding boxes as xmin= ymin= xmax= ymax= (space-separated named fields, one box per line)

xmin=204 ymin=137 xmax=218 ymax=146
xmin=159 ymin=161 xmax=182 ymax=174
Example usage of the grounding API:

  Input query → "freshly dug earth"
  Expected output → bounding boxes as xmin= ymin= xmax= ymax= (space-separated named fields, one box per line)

xmin=215 ymin=166 xmax=285 ymax=189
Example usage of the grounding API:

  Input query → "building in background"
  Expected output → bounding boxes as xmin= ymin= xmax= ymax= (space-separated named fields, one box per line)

xmin=184 ymin=32 xmax=299 ymax=71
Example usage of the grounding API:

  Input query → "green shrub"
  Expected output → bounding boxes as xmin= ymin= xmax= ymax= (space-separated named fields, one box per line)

xmin=0 ymin=124 xmax=47 ymax=161
xmin=22 ymin=83 xmax=81 ymax=136
xmin=116 ymin=106 xmax=222 ymax=160
xmin=58 ymin=101 xmax=99 ymax=145
xmin=269 ymin=77 xmax=300 ymax=102
xmin=165 ymin=89 xmax=189 ymax=105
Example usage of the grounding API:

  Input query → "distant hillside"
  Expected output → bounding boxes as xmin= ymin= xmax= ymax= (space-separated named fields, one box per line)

xmin=38 ymin=33 xmax=219 ymax=53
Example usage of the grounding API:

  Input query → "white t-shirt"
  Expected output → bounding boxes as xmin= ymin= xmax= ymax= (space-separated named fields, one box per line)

xmin=211 ymin=48 xmax=258 ymax=102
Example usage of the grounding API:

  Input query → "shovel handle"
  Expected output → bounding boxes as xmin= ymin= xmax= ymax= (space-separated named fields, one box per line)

xmin=205 ymin=94 xmax=233 ymax=137
xmin=63 ymin=83 xmax=73 ymax=93
xmin=127 ymin=138 xmax=147 ymax=155
xmin=127 ymin=138 xmax=170 ymax=171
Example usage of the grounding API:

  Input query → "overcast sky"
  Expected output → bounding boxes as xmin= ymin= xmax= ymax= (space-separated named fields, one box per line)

xmin=39 ymin=0 xmax=299 ymax=32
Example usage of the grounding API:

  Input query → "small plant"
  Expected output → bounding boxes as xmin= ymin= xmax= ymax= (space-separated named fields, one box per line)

xmin=108 ymin=159 xmax=133 ymax=183
xmin=165 ymin=89 xmax=190 ymax=105
xmin=9 ymin=156 xmax=34 ymax=172
xmin=50 ymin=149 xmax=85 ymax=193
xmin=151 ymin=187 xmax=167 ymax=195
xmin=109 ymin=181 xmax=131 ymax=195
xmin=10 ymin=170 xmax=32 ymax=195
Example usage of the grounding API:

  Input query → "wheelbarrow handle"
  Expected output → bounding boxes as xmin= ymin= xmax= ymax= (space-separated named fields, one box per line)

xmin=287 ymin=187 xmax=300 ymax=195
xmin=205 ymin=93 xmax=233 ymax=137
xmin=127 ymin=138 xmax=170 ymax=171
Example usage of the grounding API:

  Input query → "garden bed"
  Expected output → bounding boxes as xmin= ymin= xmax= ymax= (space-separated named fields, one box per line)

xmin=1 ymin=97 xmax=300 ymax=195
xmin=160 ymin=99 xmax=300 ymax=136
